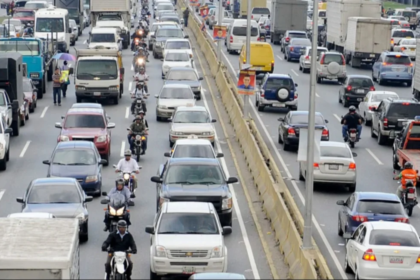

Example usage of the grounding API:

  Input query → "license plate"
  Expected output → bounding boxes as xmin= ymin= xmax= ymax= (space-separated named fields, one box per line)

xmin=327 ymin=76 xmax=336 ymax=79
xmin=272 ymin=103 xmax=285 ymax=107
xmin=369 ymin=54 xmax=375 ymax=58
xmin=357 ymin=98 xmax=362 ymax=101
xmin=182 ymin=267 xmax=196 ymax=274
xmin=329 ymin=164 xmax=339 ymax=170
xmin=389 ymin=257 xmax=403 ymax=264
xmin=356 ymin=89 xmax=364 ymax=93
xmin=32 ymin=81 xmax=39 ymax=85
xmin=93 ymin=92 xmax=101 ymax=96
xmin=137 ymin=100 xmax=142 ymax=103
xmin=393 ymin=68 xmax=403 ymax=72
xmin=410 ymin=48 xmax=415 ymax=51
xmin=408 ymin=193 xmax=415 ymax=199
xmin=252 ymin=67 xmax=263 ymax=70
xmin=350 ymin=133 xmax=356 ymax=137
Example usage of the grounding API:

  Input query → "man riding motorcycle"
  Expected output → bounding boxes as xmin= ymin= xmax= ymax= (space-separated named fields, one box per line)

xmin=131 ymin=27 xmax=146 ymax=50
xmin=131 ymin=83 xmax=148 ymax=114
xmin=341 ymin=106 xmax=363 ymax=141
xmin=116 ymin=149 xmax=140 ymax=186
xmin=102 ymin=220 xmax=137 ymax=280
xmin=133 ymin=67 xmax=149 ymax=93
xmin=133 ymin=46 xmax=149 ymax=66
xmin=395 ymin=162 xmax=418 ymax=200
xmin=132 ymin=111 xmax=149 ymax=128
xmin=103 ymin=179 xmax=132 ymax=231
xmin=128 ymin=117 xmax=148 ymax=155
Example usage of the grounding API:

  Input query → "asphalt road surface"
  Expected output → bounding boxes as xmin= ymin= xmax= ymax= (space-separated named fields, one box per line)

xmin=0 ymin=6 xmax=274 ymax=280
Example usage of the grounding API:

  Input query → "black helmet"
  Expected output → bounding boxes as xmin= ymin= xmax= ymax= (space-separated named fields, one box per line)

xmin=404 ymin=162 xmax=413 ymax=169
xmin=117 ymin=220 xmax=127 ymax=228
xmin=406 ymin=181 xmax=414 ymax=187
xmin=349 ymin=106 xmax=356 ymax=112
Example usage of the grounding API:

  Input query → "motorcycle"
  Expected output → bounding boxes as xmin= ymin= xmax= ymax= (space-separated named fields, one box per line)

xmin=106 ymin=249 xmax=132 ymax=280
xmin=113 ymin=164 xmax=142 ymax=192
xmin=126 ymin=128 xmax=147 ymax=162
xmin=133 ymin=54 xmax=147 ymax=73
xmin=101 ymin=192 xmax=134 ymax=233
xmin=346 ymin=128 xmax=358 ymax=148
xmin=131 ymin=86 xmax=147 ymax=115
xmin=393 ymin=170 xmax=419 ymax=216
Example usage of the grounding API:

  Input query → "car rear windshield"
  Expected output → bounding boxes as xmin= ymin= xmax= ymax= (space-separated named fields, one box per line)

xmin=167 ymin=70 xmax=197 ymax=80
xmin=28 ymin=184 xmax=81 ymax=204
xmin=232 ymin=26 xmax=258 ymax=36
xmin=290 ymin=114 xmax=324 ymax=125
xmin=165 ymin=52 xmax=189 ymax=61
xmin=392 ymin=30 xmax=414 ymax=37
xmin=14 ymin=11 xmax=33 ymax=17
xmin=252 ymin=7 xmax=269 ymax=14
xmin=356 ymin=200 xmax=404 ymax=215
xmin=157 ymin=4 xmax=174 ymax=10
xmin=160 ymin=87 xmax=193 ymax=99
xmin=323 ymin=54 xmax=344 ymax=65
xmin=387 ymin=103 xmax=420 ymax=118
xmin=64 ymin=115 xmax=105 ymax=128
xmin=349 ymin=78 xmax=374 ymax=87
xmin=173 ymin=145 xmax=215 ymax=158
xmin=166 ymin=41 xmax=190 ymax=49
xmin=289 ymin=32 xmax=307 ymax=39
xmin=90 ymin=33 xmax=115 ymax=43
xmin=320 ymin=146 xmax=351 ymax=158
xmin=158 ymin=213 xmax=219 ymax=234
xmin=369 ymin=230 xmax=420 ymax=247
xmin=156 ymin=28 xmax=183 ymax=37
xmin=384 ymin=55 xmax=411 ymax=64
xmin=319 ymin=11 xmax=326 ymax=17
xmin=290 ymin=38 xmax=311 ymax=46
xmin=266 ymin=78 xmax=294 ymax=90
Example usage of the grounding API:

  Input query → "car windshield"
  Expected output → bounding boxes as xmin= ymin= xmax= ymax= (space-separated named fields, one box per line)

xmin=156 ymin=28 xmax=182 ymax=37
xmin=15 ymin=1 xmax=27 ymax=7
xmin=323 ymin=54 xmax=344 ymax=65
xmin=76 ymin=60 xmax=118 ymax=80
xmin=400 ymin=39 xmax=416 ymax=45
xmin=291 ymin=114 xmax=324 ymax=125
xmin=173 ymin=145 xmax=215 ymax=158
xmin=289 ymin=32 xmax=307 ymax=39
xmin=0 ymin=94 xmax=6 ymax=106
xmin=28 ymin=184 xmax=81 ymax=204
xmin=252 ymin=7 xmax=269 ymax=14
xmin=372 ymin=93 xmax=398 ymax=102
xmin=160 ymin=87 xmax=193 ymax=99
xmin=52 ymin=149 xmax=97 ymax=165
xmin=400 ymin=11 xmax=416 ymax=17
xmin=35 ymin=18 xmax=64 ymax=32
xmin=392 ymin=30 xmax=414 ymax=37
xmin=24 ymin=2 xmax=45 ymax=9
xmin=64 ymin=115 xmax=105 ymax=128
xmin=0 ymin=40 xmax=40 ymax=55
xmin=165 ymin=52 xmax=189 ymax=61
xmin=290 ymin=38 xmax=311 ymax=46
xmin=167 ymin=70 xmax=197 ymax=80
xmin=161 ymin=17 xmax=179 ymax=23
xmin=90 ymin=33 xmax=115 ymax=42
xmin=232 ymin=26 xmax=258 ymax=36
xmin=67 ymin=9 xmax=78 ymax=18
xmin=320 ymin=146 xmax=351 ymax=158
xmin=22 ymin=80 xmax=32 ymax=92
xmin=166 ymin=41 xmax=190 ymax=49
xmin=319 ymin=10 xmax=326 ymax=17
xmin=173 ymin=111 xmax=210 ymax=123
xmin=349 ymin=78 xmax=374 ymax=87
xmin=165 ymin=164 xmax=224 ymax=184
xmin=14 ymin=11 xmax=34 ymax=17
xmin=369 ymin=230 xmax=420 ymax=247
xmin=157 ymin=4 xmax=173 ymax=10
xmin=306 ymin=48 xmax=327 ymax=57
xmin=384 ymin=55 xmax=411 ymax=64
xmin=388 ymin=104 xmax=420 ymax=118
xmin=266 ymin=78 xmax=293 ymax=90
xmin=158 ymin=213 xmax=219 ymax=234
xmin=356 ymin=200 xmax=404 ymax=215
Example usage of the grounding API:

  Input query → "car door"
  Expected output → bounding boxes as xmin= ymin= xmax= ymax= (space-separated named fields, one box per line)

xmin=373 ymin=54 xmax=383 ymax=78
xmin=359 ymin=92 xmax=370 ymax=117
xmin=347 ymin=225 xmax=362 ymax=268
xmin=3 ymin=92 xmax=12 ymax=126
xmin=341 ymin=194 xmax=355 ymax=232
xmin=257 ymin=73 xmax=268 ymax=101
xmin=372 ymin=101 xmax=384 ymax=131
xmin=340 ymin=77 xmax=349 ymax=98
xmin=1 ymin=117 xmax=9 ymax=150
xmin=352 ymin=225 xmax=367 ymax=267
xmin=280 ymin=113 xmax=290 ymax=142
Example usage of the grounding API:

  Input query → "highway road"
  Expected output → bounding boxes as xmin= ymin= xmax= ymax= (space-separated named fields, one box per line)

xmin=0 ymin=6 xmax=274 ymax=279
xmin=190 ymin=3 xmax=420 ymax=279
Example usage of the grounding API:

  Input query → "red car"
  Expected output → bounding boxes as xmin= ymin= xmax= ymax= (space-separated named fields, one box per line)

xmin=54 ymin=107 xmax=115 ymax=164
xmin=13 ymin=8 xmax=35 ymax=25
xmin=22 ymin=77 xmax=37 ymax=113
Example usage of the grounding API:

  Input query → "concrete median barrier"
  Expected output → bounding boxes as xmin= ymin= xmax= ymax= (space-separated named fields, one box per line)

xmin=179 ymin=1 xmax=333 ymax=278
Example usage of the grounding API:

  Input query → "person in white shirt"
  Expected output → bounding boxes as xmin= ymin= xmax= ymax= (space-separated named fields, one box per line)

xmin=115 ymin=150 xmax=140 ymax=191
xmin=131 ymin=83 xmax=148 ymax=114
xmin=133 ymin=67 xmax=149 ymax=94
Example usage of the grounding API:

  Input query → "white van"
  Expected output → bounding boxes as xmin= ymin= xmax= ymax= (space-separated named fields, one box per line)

xmin=88 ymin=27 xmax=122 ymax=51
xmin=226 ymin=19 xmax=259 ymax=54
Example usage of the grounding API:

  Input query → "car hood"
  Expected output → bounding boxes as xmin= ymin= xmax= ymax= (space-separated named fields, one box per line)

xmin=61 ymin=127 xmax=107 ymax=136
xmin=50 ymin=164 xmax=97 ymax=177
xmin=158 ymin=98 xmax=195 ymax=107
xmin=163 ymin=183 xmax=228 ymax=197
xmin=164 ymin=80 xmax=200 ymax=88
xmin=23 ymin=203 xmax=84 ymax=218
xmin=171 ymin=123 xmax=214 ymax=132
xmin=156 ymin=234 xmax=222 ymax=249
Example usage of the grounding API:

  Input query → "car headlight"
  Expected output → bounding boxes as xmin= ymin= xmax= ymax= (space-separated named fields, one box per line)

xmin=155 ymin=245 xmax=167 ymax=257
xmin=210 ymin=246 xmax=223 ymax=258
xmin=76 ymin=86 xmax=86 ymax=91
xmin=30 ymin=72 xmax=39 ymax=79
xmin=222 ymin=197 xmax=232 ymax=210
xmin=137 ymin=58 xmax=145 ymax=64
xmin=85 ymin=175 xmax=98 ymax=183
xmin=75 ymin=212 xmax=87 ymax=223
xmin=96 ymin=135 xmax=107 ymax=143
xmin=59 ymin=135 xmax=70 ymax=141
xmin=109 ymin=86 xmax=119 ymax=91
xmin=158 ymin=105 xmax=167 ymax=109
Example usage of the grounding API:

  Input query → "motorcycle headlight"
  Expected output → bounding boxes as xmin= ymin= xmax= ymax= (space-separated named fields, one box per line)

xmin=210 ymin=246 xmax=223 ymax=258
xmin=96 ymin=135 xmax=107 ymax=143
xmin=141 ymin=136 xmax=146 ymax=140
xmin=136 ymin=135 xmax=142 ymax=140
xmin=155 ymin=245 xmax=167 ymax=257
xmin=85 ymin=175 xmax=98 ymax=183
xmin=123 ymin=173 xmax=130 ymax=180
xmin=222 ymin=197 xmax=232 ymax=210
xmin=59 ymin=135 xmax=70 ymax=141
xmin=109 ymin=206 xmax=117 ymax=216
xmin=137 ymin=58 xmax=145 ymax=64
xmin=116 ymin=207 xmax=125 ymax=216
xmin=75 ymin=212 xmax=87 ymax=223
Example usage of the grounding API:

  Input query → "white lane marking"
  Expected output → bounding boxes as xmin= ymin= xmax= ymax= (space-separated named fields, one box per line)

xmin=199 ymin=58 xmax=261 ymax=279
xmin=276 ymin=55 xmax=283 ymax=61
xmin=120 ymin=141 xmax=125 ymax=157
xmin=218 ymin=47 xmax=347 ymax=279
xmin=129 ymin=81 xmax=133 ymax=91
xmin=316 ymin=93 xmax=320 ymax=98
xmin=365 ymin=148 xmax=384 ymax=165
xmin=40 ymin=107 xmax=48 ymax=118
xmin=131 ymin=64 xmax=134 ymax=71
xmin=291 ymin=69 xmax=299 ymax=77
xmin=333 ymin=114 xmax=341 ymax=122
xmin=125 ymin=107 xmax=129 ymax=119
xmin=19 ymin=141 xmax=31 ymax=158
xmin=0 ymin=189 xmax=5 ymax=201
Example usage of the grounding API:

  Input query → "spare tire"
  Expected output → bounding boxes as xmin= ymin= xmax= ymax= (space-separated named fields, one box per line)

xmin=327 ymin=61 xmax=340 ymax=75
xmin=277 ymin=87 xmax=290 ymax=102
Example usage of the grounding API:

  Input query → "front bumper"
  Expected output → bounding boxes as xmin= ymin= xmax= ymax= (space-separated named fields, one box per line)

xmin=151 ymin=256 xmax=227 ymax=275
xmin=76 ymin=89 xmax=119 ymax=99
xmin=156 ymin=107 xmax=175 ymax=118
xmin=170 ymin=133 xmax=215 ymax=144
xmin=80 ymin=180 xmax=102 ymax=194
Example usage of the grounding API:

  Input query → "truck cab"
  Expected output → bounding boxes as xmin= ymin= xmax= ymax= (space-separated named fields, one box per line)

xmin=88 ymin=27 xmax=122 ymax=51
xmin=95 ymin=20 xmax=129 ymax=49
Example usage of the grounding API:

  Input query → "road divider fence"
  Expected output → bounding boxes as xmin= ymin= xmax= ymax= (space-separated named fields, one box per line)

xmin=178 ymin=1 xmax=333 ymax=278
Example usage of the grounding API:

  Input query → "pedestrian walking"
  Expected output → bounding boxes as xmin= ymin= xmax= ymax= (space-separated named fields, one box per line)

xmin=60 ymin=61 xmax=70 ymax=98
xmin=52 ymin=68 xmax=62 ymax=106
xmin=183 ymin=8 xmax=189 ymax=27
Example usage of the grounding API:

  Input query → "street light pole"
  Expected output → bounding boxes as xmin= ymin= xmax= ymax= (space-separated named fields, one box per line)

xmin=302 ymin=0 xmax=319 ymax=250
xmin=243 ymin=0 xmax=251 ymax=118
xmin=217 ymin=0 xmax=224 ymax=63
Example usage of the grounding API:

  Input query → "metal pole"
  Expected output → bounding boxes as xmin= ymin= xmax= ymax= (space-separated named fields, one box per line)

xmin=302 ymin=0 xmax=319 ymax=250
xmin=216 ymin=0 xmax=224 ymax=63
xmin=243 ymin=0 xmax=251 ymax=118
xmin=7 ymin=17 xmax=10 ymax=37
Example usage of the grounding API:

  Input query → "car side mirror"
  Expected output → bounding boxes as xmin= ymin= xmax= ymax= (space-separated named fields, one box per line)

xmin=222 ymin=226 xmax=232 ymax=235
xmin=55 ymin=122 xmax=62 ymax=128
xmin=42 ymin=160 xmax=50 ymax=165
xmin=325 ymin=119 xmax=329 ymax=123
xmin=100 ymin=159 xmax=107 ymax=165
xmin=199 ymin=77 xmax=203 ymax=80
xmin=145 ymin=226 xmax=155 ymax=234
xmin=211 ymin=119 xmax=217 ymax=123
xmin=107 ymin=123 xmax=116 ymax=129
xmin=128 ymin=200 xmax=135 ymax=207
xmin=102 ymin=191 xmax=108 ymax=196
xmin=184 ymin=35 xmax=189 ymax=38
xmin=101 ymin=198 xmax=109 ymax=204
xmin=227 ymin=177 xmax=238 ymax=184
xmin=336 ymin=200 xmax=346 ymax=206
xmin=4 ymin=128 xmax=12 ymax=134
xmin=352 ymin=152 xmax=357 ymax=157
xmin=277 ymin=117 xmax=284 ymax=121
xmin=68 ymin=27 xmax=72 ymax=33
xmin=85 ymin=196 xmax=93 ymax=202
xmin=120 ymin=68 xmax=125 ymax=75
xmin=16 ymin=197 xmax=24 ymax=203
xmin=295 ymin=83 xmax=298 ymax=87
xmin=216 ymin=152 xmax=224 ymax=158
xmin=164 ymin=152 xmax=171 ymax=157
xmin=151 ymin=176 xmax=163 ymax=183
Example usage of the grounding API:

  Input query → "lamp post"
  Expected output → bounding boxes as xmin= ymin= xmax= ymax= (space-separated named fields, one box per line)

xmin=217 ymin=0 xmax=224 ymax=62
xmin=242 ymin=0 xmax=251 ymax=118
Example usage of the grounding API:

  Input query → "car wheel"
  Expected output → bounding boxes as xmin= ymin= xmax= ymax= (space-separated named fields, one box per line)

xmin=278 ymin=133 xmax=283 ymax=144
xmin=257 ymin=104 xmax=264 ymax=111
xmin=348 ymin=183 xmax=356 ymax=192
xmin=283 ymin=140 xmax=290 ymax=151
xmin=371 ymin=125 xmax=376 ymax=138
xmin=299 ymin=165 xmax=305 ymax=181
xmin=0 ymin=158 xmax=6 ymax=170
xmin=371 ymin=70 xmax=376 ymax=82
xmin=20 ymin=115 xmax=25 ymax=126
xmin=337 ymin=216 xmax=343 ymax=236
xmin=299 ymin=64 xmax=302 ymax=71
xmin=378 ymin=74 xmax=384 ymax=85
xmin=338 ymin=92 xmax=342 ymax=103
xmin=343 ymin=98 xmax=349 ymax=108
xmin=255 ymin=97 xmax=259 ymax=107
xmin=29 ymin=104 xmax=34 ymax=113
xmin=316 ymin=75 xmax=322 ymax=84
xmin=284 ymin=53 xmax=287 ymax=60
xmin=344 ymin=254 xmax=352 ymax=273
xmin=80 ymin=222 xmax=89 ymax=242
xmin=25 ymin=112 xmax=29 ymax=120
xmin=150 ymin=269 xmax=161 ymax=280
xmin=407 ymin=81 xmax=412 ymax=87
xmin=76 ymin=97 xmax=82 ymax=103
xmin=393 ymin=153 xmax=400 ymax=170
xmin=365 ymin=113 xmax=371 ymax=126
xmin=377 ymin=127 xmax=387 ymax=145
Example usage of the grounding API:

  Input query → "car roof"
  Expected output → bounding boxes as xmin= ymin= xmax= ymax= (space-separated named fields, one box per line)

xmin=169 ymin=67 xmax=195 ymax=71
xmin=158 ymin=26 xmax=180 ymax=29
xmin=56 ymin=141 xmax=95 ymax=149
xmin=319 ymin=141 xmax=349 ymax=149
xmin=288 ymin=30 xmax=306 ymax=33
xmin=166 ymin=38 xmax=189 ymax=42
xmin=290 ymin=111 xmax=323 ymax=116
xmin=266 ymin=74 xmax=293 ymax=79
xmin=162 ymin=83 xmax=191 ymax=88
xmin=192 ymin=273 xmax=246 ymax=279
xmin=167 ymin=158 xmax=219 ymax=166
xmin=176 ymin=105 xmax=207 ymax=112
xmin=153 ymin=21 xmax=177 ymax=25
xmin=32 ymin=177 xmax=77 ymax=185
xmin=165 ymin=49 xmax=190 ymax=54
xmin=175 ymin=139 xmax=213 ymax=145
xmin=367 ymin=221 xmax=415 ymax=231
xmin=163 ymin=202 xmax=214 ymax=213
xmin=347 ymin=75 xmax=371 ymax=79
xmin=356 ymin=192 xmax=400 ymax=201
xmin=71 ymin=103 xmax=103 ymax=109
xmin=66 ymin=108 xmax=104 ymax=115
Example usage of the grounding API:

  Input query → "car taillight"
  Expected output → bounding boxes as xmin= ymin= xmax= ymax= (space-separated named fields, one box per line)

xmin=368 ymin=106 xmax=376 ymax=111
xmin=383 ymin=117 xmax=388 ymax=128
xmin=305 ymin=55 xmax=309 ymax=60
xmin=251 ymin=15 xmax=253 ymax=19
xmin=341 ymin=54 xmax=345 ymax=65
xmin=352 ymin=215 xmax=367 ymax=222
xmin=370 ymin=86 xmax=375 ymax=91
xmin=319 ymin=55 xmax=325 ymax=64
xmin=406 ymin=63 xmax=413 ymax=67
xmin=417 ymin=255 xmax=420 ymax=263
xmin=313 ymin=163 xmax=319 ymax=168
xmin=285 ymin=37 xmax=290 ymax=42
xmin=287 ymin=127 xmax=295 ymax=136
xmin=401 ymin=47 xmax=406 ymax=51
xmin=362 ymin=249 xmax=376 ymax=261
xmin=395 ymin=217 xmax=409 ymax=223
xmin=290 ymin=47 xmax=294 ymax=51
xmin=402 ymin=102 xmax=410 ymax=105
xmin=294 ymin=93 xmax=298 ymax=99
xmin=257 ymin=37 xmax=260 ymax=41
xmin=391 ymin=39 xmax=394 ymax=45
xmin=230 ymin=35 xmax=233 ymax=43
xmin=322 ymin=129 xmax=328 ymax=137
xmin=349 ymin=162 xmax=356 ymax=170
xmin=346 ymin=85 xmax=352 ymax=91
xmin=408 ymin=188 xmax=416 ymax=193
xmin=271 ymin=61 xmax=274 ymax=70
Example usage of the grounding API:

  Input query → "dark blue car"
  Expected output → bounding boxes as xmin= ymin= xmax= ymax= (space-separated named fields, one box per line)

xmin=336 ymin=192 xmax=408 ymax=236
xmin=42 ymin=141 xmax=107 ymax=196
xmin=284 ymin=38 xmax=311 ymax=62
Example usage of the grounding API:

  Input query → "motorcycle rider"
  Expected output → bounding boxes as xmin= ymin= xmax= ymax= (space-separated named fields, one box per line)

xmin=102 ymin=220 xmax=137 ymax=280
xmin=128 ymin=116 xmax=148 ymax=155
xmin=133 ymin=67 xmax=149 ymax=94
xmin=103 ymin=179 xmax=132 ymax=231
xmin=395 ymin=162 xmax=418 ymax=200
xmin=131 ymin=26 xmax=145 ymax=50
xmin=341 ymin=106 xmax=363 ymax=142
xmin=131 ymin=83 xmax=148 ymax=114
xmin=116 ymin=149 xmax=140 ymax=186
xmin=132 ymin=111 xmax=149 ymax=128
xmin=23 ymin=23 xmax=34 ymax=36
xmin=133 ymin=46 xmax=149 ymax=63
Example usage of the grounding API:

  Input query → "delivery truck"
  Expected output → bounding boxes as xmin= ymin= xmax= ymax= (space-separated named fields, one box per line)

xmin=54 ymin=0 xmax=84 ymax=36
xmin=233 ymin=0 xmax=266 ymax=19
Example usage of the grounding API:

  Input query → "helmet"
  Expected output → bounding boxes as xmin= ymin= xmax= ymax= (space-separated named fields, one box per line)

xmin=135 ymin=116 xmax=142 ymax=120
xmin=116 ymin=178 xmax=124 ymax=186
xmin=349 ymin=106 xmax=356 ymax=112
xmin=117 ymin=220 xmax=127 ymax=228
xmin=404 ymin=162 xmax=413 ymax=169
xmin=124 ymin=149 xmax=132 ymax=156
xmin=139 ymin=67 xmax=145 ymax=72
xmin=138 ymin=110 xmax=145 ymax=115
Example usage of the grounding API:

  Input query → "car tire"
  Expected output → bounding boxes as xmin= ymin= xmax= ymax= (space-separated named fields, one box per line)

xmin=348 ymin=183 xmax=356 ymax=192
xmin=283 ymin=141 xmax=290 ymax=151
xmin=370 ymin=125 xmax=376 ymax=138
xmin=378 ymin=74 xmax=384 ymax=85
xmin=257 ymin=105 xmax=264 ymax=112
xmin=103 ymin=151 xmax=110 ymax=167
xmin=0 ymin=158 xmax=6 ymax=171
xmin=29 ymin=104 xmax=34 ymax=113
xmin=316 ymin=75 xmax=322 ymax=84
xmin=299 ymin=166 xmax=305 ymax=181
xmin=12 ymin=119 xmax=19 ymax=137
xmin=393 ymin=153 xmax=400 ymax=170
xmin=364 ymin=113 xmax=371 ymax=126
xmin=156 ymin=116 xmax=161 ymax=121
xmin=278 ymin=133 xmax=283 ymax=144
xmin=76 ymin=97 xmax=82 ymax=103
xmin=407 ymin=81 xmax=412 ymax=87
xmin=344 ymin=254 xmax=352 ymax=273
xmin=343 ymin=98 xmax=349 ymax=108
xmin=150 ymin=269 xmax=161 ymax=280
xmin=20 ymin=115 xmax=25 ymax=126
xmin=371 ymin=70 xmax=376 ymax=82
xmin=337 ymin=216 xmax=343 ymax=236
xmin=284 ymin=53 xmax=287 ymax=60
xmin=338 ymin=92 xmax=342 ymax=103
xmin=113 ymin=97 xmax=119 ymax=105
xmin=377 ymin=127 xmax=387 ymax=145
xmin=80 ymin=222 xmax=88 ymax=242
xmin=299 ymin=64 xmax=302 ymax=71
xmin=25 ymin=112 xmax=29 ymax=120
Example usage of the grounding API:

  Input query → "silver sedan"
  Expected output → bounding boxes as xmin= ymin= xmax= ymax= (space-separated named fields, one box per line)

xmin=358 ymin=91 xmax=399 ymax=126
xmin=299 ymin=141 xmax=357 ymax=192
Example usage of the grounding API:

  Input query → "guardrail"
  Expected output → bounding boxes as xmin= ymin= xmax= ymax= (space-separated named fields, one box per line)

xmin=178 ymin=1 xmax=333 ymax=279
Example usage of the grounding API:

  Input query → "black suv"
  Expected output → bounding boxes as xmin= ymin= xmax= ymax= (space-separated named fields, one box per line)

xmin=371 ymin=98 xmax=420 ymax=145
xmin=151 ymin=158 xmax=238 ymax=227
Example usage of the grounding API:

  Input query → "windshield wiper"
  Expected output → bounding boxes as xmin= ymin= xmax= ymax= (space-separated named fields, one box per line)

xmin=52 ymin=162 xmax=66 ymax=165
xmin=49 ymin=201 xmax=73 ymax=204
xmin=66 ymin=163 xmax=90 ymax=165
xmin=159 ymin=231 xmax=183 ymax=234
xmin=196 ymin=181 xmax=219 ymax=185
xmin=167 ymin=181 xmax=194 ymax=184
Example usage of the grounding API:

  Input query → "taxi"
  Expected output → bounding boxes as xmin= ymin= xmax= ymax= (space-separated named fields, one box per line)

xmin=164 ymin=137 xmax=223 ymax=158
xmin=169 ymin=105 xmax=217 ymax=147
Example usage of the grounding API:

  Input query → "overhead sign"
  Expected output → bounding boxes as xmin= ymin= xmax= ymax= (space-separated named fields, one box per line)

xmin=237 ymin=70 xmax=255 ymax=95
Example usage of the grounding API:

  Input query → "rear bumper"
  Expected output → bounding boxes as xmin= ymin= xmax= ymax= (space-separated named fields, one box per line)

xmin=259 ymin=96 xmax=298 ymax=107
xmin=313 ymin=170 xmax=356 ymax=184
xmin=380 ymin=72 xmax=413 ymax=81
xmin=359 ymin=262 xmax=420 ymax=279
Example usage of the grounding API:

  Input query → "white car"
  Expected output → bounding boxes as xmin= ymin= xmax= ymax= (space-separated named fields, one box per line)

xmin=344 ymin=221 xmax=420 ymax=279
xmin=164 ymin=137 xmax=223 ymax=158
xmin=131 ymin=15 xmax=135 ymax=27
xmin=358 ymin=91 xmax=399 ymax=126
xmin=155 ymin=84 xmax=196 ymax=121
xmin=393 ymin=38 xmax=416 ymax=60
xmin=299 ymin=46 xmax=328 ymax=73
xmin=146 ymin=202 xmax=230 ymax=279
xmin=0 ymin=115 xmax=11 ymax=171
xmin=161 ymin=50 xmax=193 ymax=78
xmin=163 ymin=39 xmax=193 ymax=58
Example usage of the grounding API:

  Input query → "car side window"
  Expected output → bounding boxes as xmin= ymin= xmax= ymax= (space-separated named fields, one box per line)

xmin=346 ymin=194 xmax=355 ymax=209
xmin=377 ymin=101 xmax=384 ymax=112
xmin=4 ymin=92 xmax=10 ymax=105
xmin=377 ymin=55 xmax=383 ymax=63
xmin=352 ymin=225 xmax=362 ymax=240
xmin=357 ymin=226 xmax=367 ymax=244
